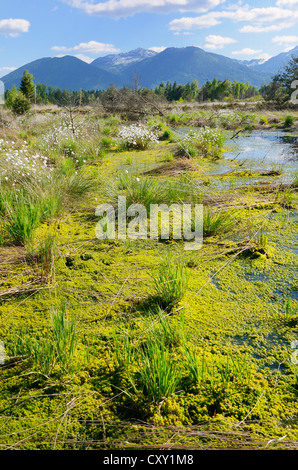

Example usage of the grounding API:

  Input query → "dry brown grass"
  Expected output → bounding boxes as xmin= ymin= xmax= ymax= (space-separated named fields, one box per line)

xmin=144 ymin=157 xmax=198 ymax=176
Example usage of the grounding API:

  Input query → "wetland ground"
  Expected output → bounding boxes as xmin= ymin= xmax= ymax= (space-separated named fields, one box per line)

xmin=0 ymin=102 xmax=297 ymax=450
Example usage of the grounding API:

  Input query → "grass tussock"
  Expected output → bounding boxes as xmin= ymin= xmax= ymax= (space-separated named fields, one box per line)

xmin=8 ymin=303 xmax=79 ymax=376
xmin=152 ymin=254 xmax=190 ymax=310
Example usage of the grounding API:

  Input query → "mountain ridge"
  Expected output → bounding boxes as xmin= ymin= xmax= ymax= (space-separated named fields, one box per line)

xmin=1 ymin=45 xmax=297 ymax=92
xmin=92 ymin=47 xmax=157 ymax=73
xmin=248 ymin=45 xmax=298 ymax=75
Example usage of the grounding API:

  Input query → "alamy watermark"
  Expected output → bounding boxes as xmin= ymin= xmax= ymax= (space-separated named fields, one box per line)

xmin=0 ymin=81 xmax=4 ymax=105
xmin=291 ymin=341 xmax=298 ymax=365
xmin=291 ymin=80 xmax=298 ymax=105
xmin=0 ymin=341 xmax=5 ymax=365
xmin=95 ymin=197 xmax=203 ymax=251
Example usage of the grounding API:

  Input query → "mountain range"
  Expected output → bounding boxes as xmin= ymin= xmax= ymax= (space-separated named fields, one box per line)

xmin=1 ymin=45 xmax=297 ymax=92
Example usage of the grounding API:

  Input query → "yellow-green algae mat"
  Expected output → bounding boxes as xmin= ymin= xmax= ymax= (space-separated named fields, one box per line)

xmin=0 ymin=142 xmax=297 ymax=450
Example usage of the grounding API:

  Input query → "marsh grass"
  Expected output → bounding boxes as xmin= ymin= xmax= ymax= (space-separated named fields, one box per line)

xmin=62 ymin=169 xmax=96 ymax=200
xmin=279 ymin=189 xmax=297 ymax=209
xmin=255 ymin=228 xmax=269 ymax=252
xmin=8 ymin=304 xmax=78 ymax=376
xmin=112 ymin=329 xmax=136 ymax=369
xmin=26 ymin=232 xmax=57 ymax=281
xmin=4 ymin=193 xmax=42 ymax=245
xmin=218 ymin=355 xmax=251 ymax=388
xmin=183 ymin=342 xmax=251 ymax=391
xmin=126 ymin=177 xmax=162 ymax=210
xmin=0 ymin=187 xmax=14 ymax=217
xmin=279 ymin=298 xmax=298 ymax=325
xmin=131 ymin=338 xmax=182 ymax=402
xmin=284 ymin=115 xmax=294 ymax=127
xmin=40 ymin=194 xmax=63 ymax=222
xmin=202 ymin=207 xmax=237 ymax=237
xmin=161 ymin=128 xmax=175 ymax=142
xmin=183 ymin=344 xmax=210 ymax=387
xmin=108 ymin=175 xmax=164 ymax=212
xmin=50 ymin=303 xmax=78 ymax=374
xmin=108 ymin=173 xmax=199 ymax=214
xmin=0 ymin=149 xmax=95 ymax=246
xmin=292 ymin=172 xmax=298 ymax=189
xmin=152 ymin=254 xmax=190 ymax=310
xmin=144 ymin=306 xmax=186 ymax=348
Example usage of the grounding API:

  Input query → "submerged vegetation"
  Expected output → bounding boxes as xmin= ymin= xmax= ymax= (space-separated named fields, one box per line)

xmin=0 ymin=98 xmax=297 ymax=450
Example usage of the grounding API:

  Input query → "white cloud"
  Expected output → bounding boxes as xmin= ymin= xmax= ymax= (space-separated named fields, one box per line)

xmin=272 ymin=35 xmax=298 ymax=45
xmin=52 ymin=40 xmax=120 ymax=55
xmin=0 ymin=19 xmax=30 ymax=37
xmin=169 ymin=13 xmax=221 ymax=30
xmin=174 ymin=31 xmax=194 ymax=35
xmin=0 ymin=66 xmax=17 ymax=75
xmin=61 ymin=0 xmax=226 ymax=18
xmin=148 ymin=46 xmax=167 ymax=53
xmin=231 ymin=48 xmax=263 ymax=56
xmin=204 ymin=34 xmax=237 ymax=50
xmin=276 ymin=0 xmax=298 ymax=6
xmin=239 ymin=23 xmax=294 ymax=33
xmin=169 ymin=5 xmax=298 ymax=32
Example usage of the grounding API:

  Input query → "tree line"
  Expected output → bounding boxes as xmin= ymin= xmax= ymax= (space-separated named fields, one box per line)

xmin=3 ymin=55 xmax=297 ymax=114
xmin=4 ymin=70 xmax=261 ymax=115
xmin=154 ymin=78 xmax=259 ymax=102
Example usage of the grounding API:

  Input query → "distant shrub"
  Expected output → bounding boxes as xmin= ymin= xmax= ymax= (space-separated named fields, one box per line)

xmin=284 ymin=115 xmax=294 ymax=127
xmin=6 ymin=87 xmax=31 ymax=115
xmin=166 ymin=114 xmax=179 ymax=123
xmin=101 ymin=136 xmax=115 ymax=149
xmin=11 ymin=93 xmax=31 ymax=115
xmin=259 ymin=116 xmax=269 ymax=125
xmin=161 ymin=127 xmax=175 ymax=141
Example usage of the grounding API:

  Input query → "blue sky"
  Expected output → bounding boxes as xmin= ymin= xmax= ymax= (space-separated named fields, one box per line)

xmin=1 ymin=0 xmax=298 ymax=75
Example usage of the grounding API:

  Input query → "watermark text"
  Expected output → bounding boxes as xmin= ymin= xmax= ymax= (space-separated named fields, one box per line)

xmin=95 ymin=197 xmax=203 ymax=251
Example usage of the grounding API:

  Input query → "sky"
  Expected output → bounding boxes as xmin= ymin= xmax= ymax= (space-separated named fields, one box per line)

xmin=1 ymin=0 xmax=298 ymax=76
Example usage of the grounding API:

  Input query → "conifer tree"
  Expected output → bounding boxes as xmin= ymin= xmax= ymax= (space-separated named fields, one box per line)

xmin=19 ymin=70 xmax=35 ymax=102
